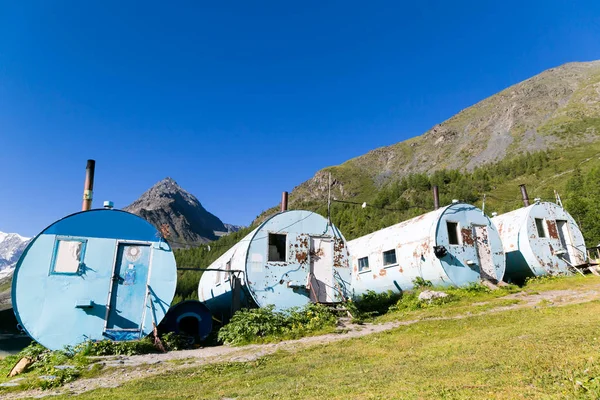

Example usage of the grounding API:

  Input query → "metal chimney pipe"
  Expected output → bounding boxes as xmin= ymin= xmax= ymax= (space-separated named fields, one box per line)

xmin=519 ymin=184 xmax=530 ymax=207
xmin=281 ymin=191 xmax=289 ymax=212
xmin=82 ymin=159 xmax=96 ymax=211
xmin=433 ymin=185 xmax=440 ymax=210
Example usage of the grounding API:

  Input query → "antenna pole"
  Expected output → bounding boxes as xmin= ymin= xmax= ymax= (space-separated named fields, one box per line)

xmin=482 ymin=194 xmax=486 ymax=215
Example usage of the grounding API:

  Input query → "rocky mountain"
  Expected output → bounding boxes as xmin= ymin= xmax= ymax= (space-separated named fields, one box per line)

xmin=214 ymin=223 xmax=245 ymax=238
xmin=285 ymin=60 xmax=600 ymax=205
xmin=0 ymin=232 xmax=30 ymax=278
xmin=124 ymin=178 xmax=227 ymax=246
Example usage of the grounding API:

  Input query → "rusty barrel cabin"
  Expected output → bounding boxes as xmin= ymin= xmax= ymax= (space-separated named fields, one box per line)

xmin=11 ymin=207 xmax=177 ymax=351
xmin=492 ymin=200 xmax=587 ymax=282
xmin=198 ymin=210 xmax=351 ymax=320
xmin=348 ymin=202 xmax=506 ymax=297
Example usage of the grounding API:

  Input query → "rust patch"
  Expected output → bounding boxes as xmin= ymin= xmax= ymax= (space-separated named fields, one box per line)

xmin=399 ymin=267 xmax=403 ymax=273
xmin=379 ymin=269 xmax=387 ymax=276
xmin=546 ymin=220 xmax=559 ymax=239
xmin=333 ymin=237 xmax=349 ymax=269
xmin=461 ymin=228 xmax=474 ymax=246
xmin=295 ymin=251 xmax=308 ymax=264
xmin=372 ymin=274 xmax=377 ymax=279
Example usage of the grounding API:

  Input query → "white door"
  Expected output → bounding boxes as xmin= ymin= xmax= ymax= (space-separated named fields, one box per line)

xmin=309 ymin=237 xmax=335 ymax=303
xmin=473 ymin=225 xmax=496 ymax=281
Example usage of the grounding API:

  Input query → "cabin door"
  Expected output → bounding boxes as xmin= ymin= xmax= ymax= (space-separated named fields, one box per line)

xmin=105 ymin=243 xmax=151 ymax=340
xmin=473 ymin=225 xmax=496 ymax=281
xmin=309 ymin=237 xmax=335 ymax=303
xmin=556 ymin=220 xmax=573 ymax=265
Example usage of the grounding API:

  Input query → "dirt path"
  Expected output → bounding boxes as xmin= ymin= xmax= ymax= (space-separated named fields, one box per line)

xmin=5 ymin=284 xmax=600 ymax=399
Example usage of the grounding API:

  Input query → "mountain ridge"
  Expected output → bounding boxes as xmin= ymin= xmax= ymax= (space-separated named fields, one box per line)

xmin=282 ymin=60 xmax=600 ymax=207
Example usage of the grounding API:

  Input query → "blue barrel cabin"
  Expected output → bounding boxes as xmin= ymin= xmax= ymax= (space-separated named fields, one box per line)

xmin=11 ymin=208 xmax=177 ymax=351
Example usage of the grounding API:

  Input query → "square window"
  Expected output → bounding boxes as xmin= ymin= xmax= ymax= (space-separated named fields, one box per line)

xmin=358 ymin=256 xmax=370 ymax=272
xmin=51 ymin=239 xmax=86 ymax=274
xmin=383 ymin=249 xmax=397 ymax=266
xmin=268 ymin=233 xmax=287 ymax=262
xmin=535 ymin=218 xmax=546 ymax=238
xmin=447 ymin=222 xmax=460 ymax=245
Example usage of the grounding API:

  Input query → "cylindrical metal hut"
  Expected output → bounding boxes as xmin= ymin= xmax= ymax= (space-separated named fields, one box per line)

xmin=198 ymin=210 xmax=351 ymax=320
xmin=348 ymin=202 xmax=505 ymax=297
xmin=491 ymin=201 xmax=587 ymax=282
xmin=12 ymin=209 xmax=177 ymax=350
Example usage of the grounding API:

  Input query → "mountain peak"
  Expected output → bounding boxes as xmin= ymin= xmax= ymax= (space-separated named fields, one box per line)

xmin=0 ymin=232 xmax=30 ymax=276
xmin=124 ymin=179 xmax=227 ymax=246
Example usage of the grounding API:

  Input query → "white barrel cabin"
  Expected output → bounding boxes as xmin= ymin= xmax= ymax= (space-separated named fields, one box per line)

xmin=348 ymin=202 xmax=506 ymax=297
xmin=492 ymin=200 xmax=587 ymax=282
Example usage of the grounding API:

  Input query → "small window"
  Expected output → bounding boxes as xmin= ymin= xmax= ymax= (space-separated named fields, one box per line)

xmin=51 ymin=239 xmax=86 ymax=274
xmin=358 ymin=257 xmax=370 ymax=272
xmin=535 ymin=218 xmax=546 ymax=238
xmin=383 ymin=249 xmax=397 ymax=266
xmin=268 ymin=233 xmax=287 ymax=262
xmin=224 ymin=261 xmax=231 ymax=282
xmin=447 ymin=222 xmax=460 ymax=245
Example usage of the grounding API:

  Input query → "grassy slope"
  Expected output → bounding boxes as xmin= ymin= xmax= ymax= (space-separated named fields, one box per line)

xmin=44 ymin=276 xmax=600 ymax=400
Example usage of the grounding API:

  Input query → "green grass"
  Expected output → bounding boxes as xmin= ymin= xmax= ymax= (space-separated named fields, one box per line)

xmin=0 ymin=275 xmax=591 ymax=399
xmin=44 ymin=299 xmax=600 ymax=399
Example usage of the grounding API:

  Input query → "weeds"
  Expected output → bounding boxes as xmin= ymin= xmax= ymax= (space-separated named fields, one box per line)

xmin=217 ymin=303 xmax=338 ymax=345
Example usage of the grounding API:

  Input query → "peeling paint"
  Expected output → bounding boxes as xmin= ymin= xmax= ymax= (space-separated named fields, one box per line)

xmin=546 ymin=220 xmax=559 ymax=239
xmin=461 ymin=228 xmax=474 ymax=246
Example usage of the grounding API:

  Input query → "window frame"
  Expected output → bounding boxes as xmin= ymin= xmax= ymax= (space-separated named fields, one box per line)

xmin=358 ymin=256 xmax=370 ymax=273
xmin=446 ymin=221 xmax=461 ymax=245
xmin=535 ymin=218 xmax=547 ymax=238
xmin=49 ymin=237 xmax=88 ymax=276
xmin=382 ymin=249 xmax=398 ymax=267
xmin=267 ymin=232 xmax=287 ymax=262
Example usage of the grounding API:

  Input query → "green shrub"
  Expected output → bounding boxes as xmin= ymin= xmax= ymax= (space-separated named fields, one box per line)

xmin=0 ymin=342 xmax=83 ymax=390
xmin=412 ymin=277 xmax=433 ymax=289
xmin=390 ymin=291 xmax=456 ymax=313
xmin=162 ymin=332 xmax=193 ymax=351
xmin=217 ymin=304 xmax=338 ymax=345
xmin=71 ymin=338 xmax=157 ymax=356
xmin=347 ymin=290 xmax=403 ymax=322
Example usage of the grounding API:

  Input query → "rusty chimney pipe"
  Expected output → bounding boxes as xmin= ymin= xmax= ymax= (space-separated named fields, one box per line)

xmin=281 ymin=191 xmax=288 ymax=212
xmin=519 ymin=184 xmax=530 ymax=207
xmin=433 ymin=185 xmax=440 ymax=210
xmin=82 ymin=159 xmax=96 ymax=211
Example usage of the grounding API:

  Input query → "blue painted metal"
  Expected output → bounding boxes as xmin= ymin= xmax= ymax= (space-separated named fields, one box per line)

xmin=492 ymin=201 xmax=587 ymax=282
xmin=159 ymin=300 xmax=213 ymax=341
xmin=198 ymin=210 xmax=351 ymax=320
xmin=106 ymin=244 xmax=151 ymax=331
xmin=12 ymin=209 xmax=177 ymax=351
xmin=348 ymin=203 xmax=505 ymax=297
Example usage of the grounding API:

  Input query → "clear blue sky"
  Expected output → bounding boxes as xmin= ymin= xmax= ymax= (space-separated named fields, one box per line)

xmin=1 ymin=1 xmax=599 ymax=237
